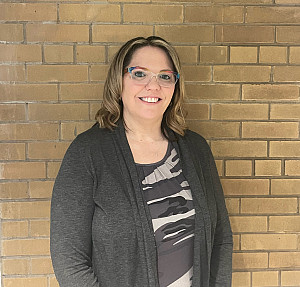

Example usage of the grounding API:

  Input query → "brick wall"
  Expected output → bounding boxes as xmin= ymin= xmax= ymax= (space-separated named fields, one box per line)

xmin=0 ymin=0 xmax=299 ymax=286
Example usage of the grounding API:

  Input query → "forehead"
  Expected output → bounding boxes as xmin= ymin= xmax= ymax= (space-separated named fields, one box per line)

xmin=129 ymin=46 xmax=173 ymax=70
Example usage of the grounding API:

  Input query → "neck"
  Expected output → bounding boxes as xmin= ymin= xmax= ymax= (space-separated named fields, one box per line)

xmin=123 ymin=116 xmax=165 ymax=142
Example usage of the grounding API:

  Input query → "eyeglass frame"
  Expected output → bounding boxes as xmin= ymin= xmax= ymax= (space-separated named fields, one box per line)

xmin=123 ymin=66 xmax=180 ymax=87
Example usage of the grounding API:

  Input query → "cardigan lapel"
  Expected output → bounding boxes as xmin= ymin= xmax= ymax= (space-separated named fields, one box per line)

xmin=111 ymin=122 xmax=159 ymax=287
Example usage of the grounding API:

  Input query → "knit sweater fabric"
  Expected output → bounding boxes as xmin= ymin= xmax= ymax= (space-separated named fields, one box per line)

xmin=50 ymin=122 xmax=233 ymax=287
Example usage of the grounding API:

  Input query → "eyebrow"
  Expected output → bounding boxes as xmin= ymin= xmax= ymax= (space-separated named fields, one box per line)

xmin=133 ymin=66 xmax=175 ymax=73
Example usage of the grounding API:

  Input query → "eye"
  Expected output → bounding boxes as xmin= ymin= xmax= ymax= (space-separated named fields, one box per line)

xmin=133 ymin=70 xmax=146 ymax=78
xmin=159 ymin=73 xmax=172 ymax=81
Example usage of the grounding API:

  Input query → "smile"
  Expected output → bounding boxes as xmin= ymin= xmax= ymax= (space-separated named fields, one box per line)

xmin=139 ymin=97 xmax=161 ymax=103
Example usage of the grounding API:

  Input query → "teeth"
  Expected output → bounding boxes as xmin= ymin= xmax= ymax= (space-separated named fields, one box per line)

xmin=140 ymin=97 xmax=159 ymax=103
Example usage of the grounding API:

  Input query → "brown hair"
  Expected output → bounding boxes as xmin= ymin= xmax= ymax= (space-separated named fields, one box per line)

xmin=95 ymin=36 xmax=187 ymax=138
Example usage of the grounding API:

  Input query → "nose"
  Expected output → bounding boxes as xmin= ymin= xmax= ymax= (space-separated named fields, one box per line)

xmin=146 ymin=75 xmax=161 ymax=89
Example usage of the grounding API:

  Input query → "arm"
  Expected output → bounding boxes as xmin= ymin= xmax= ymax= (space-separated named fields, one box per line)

xmin=208 ymin=148 xmax=233 ymax=287
xmin=50 ymin=136 xmax=99 ymax=287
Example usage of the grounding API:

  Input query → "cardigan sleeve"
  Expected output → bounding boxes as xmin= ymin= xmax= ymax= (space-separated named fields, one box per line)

xmin=50 ymin=136 xmax=99 ymax=287
xmin=207 ymin=146 xmax=233 ymax=287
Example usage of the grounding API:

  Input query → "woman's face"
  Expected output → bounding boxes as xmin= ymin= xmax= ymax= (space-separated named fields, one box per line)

xmin=121 ymin=46 xmax=175 ymax=125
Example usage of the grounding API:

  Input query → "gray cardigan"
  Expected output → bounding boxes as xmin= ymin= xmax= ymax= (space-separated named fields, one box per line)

xmin=50 ymin=122 xmax=233 ymax=287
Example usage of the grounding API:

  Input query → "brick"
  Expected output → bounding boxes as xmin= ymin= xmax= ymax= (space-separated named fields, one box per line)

xmin=2 ymin=278 xmax=47 ymax=287
xmin=90 ymin=64 xmax=110 ymax=81
xmin=50 ymin=277 xmax=59 ymax=287
xmin=271 ymin=104 xmax=300 ymax=120
xmin=232 ymin=272 xmax=250 ymax=287
xmin=0 ymin=143 xmax=25 ymax=160
xmin=27 ymin=65 xmax=88 ymax=82
xmin=2 ymin=258 xmax=30 ymax=275
xmin=241 ymin=198 xmax=298 ymax=214
xmin=0 ymin=24 xmax=23 ymax=42
xmin=32 ymin=257 xmax=54 ymax=274
xmin=60 ymin=84 xmax=103 ymax=100
xmin=30 ymin=220 xmax=50 ymax=237
xmin=225 ymin=198 xmax=240 ymax=214
xmin=175 ymin=46 xmax=198 ymax=64
xmin=230 ymin=216 xmax=267 ymax=233
xmin=233 ymin=253 xmax=268 ymax=269
xmin=0 ymin=65 xmax=25 ymax=81
xmin=252 ymin=271 xmax=279 ymax=287
xmin=221 ymin=179 xmax=269 ymax=196
xmin=0 ymin=44 xmax=41 ymax=62
xmin=212 ymin=104 xmax=268 ymax=120
xmin=274 ymin=66 xmax=300 ymax=82
xmin=242 ymin=234 xmax=297 ymax=250
xmin=0 ymin=104 xmax=25 ymax=121
xmin=156 ymin=25 xmax=214 ymax=43
xmin=230 ymin=47 xmax=257 ymax=63
xmin=277 ymin=26 xmax=300 ymax=43
xmin=0 ymin=162 xmax=46 ymax=179
xmin=0 ymin=3 xmax=56 ymax=21
xmin=213 ymin=65 xmax=271 ymax=82
xmin=2 ymin=221 xmax=29 ymax=238
xmin=108 ymin=45 xmax=121 ymax=62
xmin=276 ymin=0 xmax=300 ymax=3
xmin=259 ymin=46 xmax=287 ymax=63
xmin=76 ymin=45 xmax=105 ymax=63
xmin=269 ymin=216 xmax=300 ymax=232
xmin=290 ymin=47 xmax=300 ymax=64
xmin=243 ymin=122 xmax=298 ymax=139
xmin=255 ymin=160 xmax=281 ymax=176
xmin=28 ymin=142 xmax=70 ymax=160
xmin=186 ymin=6 xmax=243 ymax=23
xmin=225 ymin=160 xmax=252 ymax=176
xmin=247 ymin=7 xmax=300 ymax=23
xmin=285 ymin=160 xmax=300 ymax=176
xmin=270 ymin=141 xmax=300 ymax=157
xmin=187 ymin=121 xmax=240 ymax=139
xmin=28 ymin=103 xmax=89 ymax=121
xmin=47 ymin=162 xmax=61 ymax=179
xmin=185 ymin=84 xmax=239 ymax=100
xmin=215 ymin=160 xmax=223 ymax=176
xmin=215 ymin=0 xmax=272 ymax=2
xmin=1 ymin=201 xmax=50 ymax=219
xmin=29 ymin=181 xmax=54 ymax=198
xmin=60 ymin=4 xmax=120 ymax=22
xmin=184 ymin=103 xmax=209 ymax=120
xmin=269 ymin=252 xmax=300 ymax=268
xmin=211 ymin=140 xmax=267 ymax=157
xmin=93 ymin=25 xmax=152 ymax=43
xmin=124 ymin=4 xmax=182 ymax=23
xmin=27 ymin=24 xmax=89 ymax=42
xmin=242 ymin=84 xmax=299 ymax=101
xmin=0 ymin=84 xmax=58 ymax=102
xmin=0 ymin=123 xmax=59 ymax=141
xmin=200 ymin=46 xmax=228 ymax=64
xmin=90 ymin=103 xmax=102 ymax=120
xmin=281 ymin=271 xmax=300 ymax=286
xmin=271 ymin=179 xmax=300 ymax=195
xmin=44 ymin=45 xmax=73 ymax=63
xmin=0 ymin=182 xmax=28 ymax=199
xmin=216 ymin=25 xmax=274 ymax=43
xmin=182 ymin=65 xmax=211 ymax=81
xmin=233 ymin=234 xmax=239 ymax=250
xmin=61 ymin=121 xmax=95 ymax=140
xmin=2 ymin=238 xmax=50 ymax=256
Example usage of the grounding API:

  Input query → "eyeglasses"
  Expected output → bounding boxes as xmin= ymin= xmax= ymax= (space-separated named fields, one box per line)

xmin=124 ymin=66 xmax=179 ymax=88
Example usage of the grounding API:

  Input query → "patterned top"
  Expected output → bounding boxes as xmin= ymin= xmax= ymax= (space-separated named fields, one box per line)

xmin=136 ymin=142 xmax=195 ymax=287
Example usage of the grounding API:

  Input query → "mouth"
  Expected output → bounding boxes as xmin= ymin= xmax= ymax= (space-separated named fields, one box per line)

xmin=139 ymin=97 xmax=161 ymax=103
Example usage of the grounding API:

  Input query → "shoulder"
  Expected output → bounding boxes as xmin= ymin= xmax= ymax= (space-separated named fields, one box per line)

xmin=66 ymin=123 xmax=113 ymax=156
xmin=182 ymin=129 xmax=210 ymax=151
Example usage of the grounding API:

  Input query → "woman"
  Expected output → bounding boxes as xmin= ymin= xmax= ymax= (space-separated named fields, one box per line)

xmin=50 ymin=36 xmax=233 ymax=287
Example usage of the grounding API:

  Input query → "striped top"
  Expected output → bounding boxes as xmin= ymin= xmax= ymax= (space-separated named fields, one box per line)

xmin=136 ymin=142 xmax=195 ymax=287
